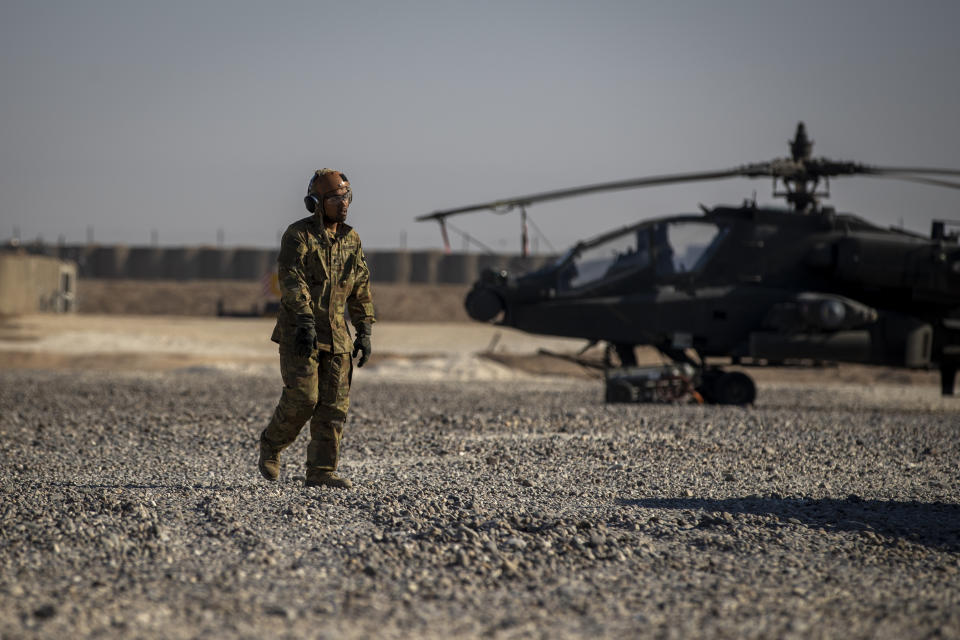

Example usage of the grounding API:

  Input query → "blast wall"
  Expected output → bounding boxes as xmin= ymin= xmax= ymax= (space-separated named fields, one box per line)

xmin=27 ymin=245 xmax=555 ymax=285
xmin=365 ymin=251 xmax=411 ymax=283
xmin=410 ymin=250 xmax=444 ymax=283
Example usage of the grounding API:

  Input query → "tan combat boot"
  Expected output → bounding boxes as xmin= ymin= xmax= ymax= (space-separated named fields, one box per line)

xmin=258 ymin=431 xmax=282 ymax=481
xmin=304 ymin=420 xmax=352 ymax=489
xmin=304 ymin=471 xmax=353 ymax=489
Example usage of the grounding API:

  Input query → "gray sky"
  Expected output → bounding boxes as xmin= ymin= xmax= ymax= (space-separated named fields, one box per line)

xmin=2 ymin=0 xmax=959 ymax=252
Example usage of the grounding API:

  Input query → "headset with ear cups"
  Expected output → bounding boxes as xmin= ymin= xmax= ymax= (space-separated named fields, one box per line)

xmin=304 ymin=170 xmax=351 ymax=213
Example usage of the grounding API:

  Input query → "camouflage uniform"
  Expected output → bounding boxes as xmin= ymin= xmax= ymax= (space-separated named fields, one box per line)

xmin=261 ymin=213 xmax=375 ymax=484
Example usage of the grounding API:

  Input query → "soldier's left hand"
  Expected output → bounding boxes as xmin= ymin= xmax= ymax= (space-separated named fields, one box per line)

xmin=353 ymin=324 xmax=372 ymax=367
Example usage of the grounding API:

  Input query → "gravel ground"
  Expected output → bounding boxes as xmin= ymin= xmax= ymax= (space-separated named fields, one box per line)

xmin=1 ymin=370 xmax=959 ymax=639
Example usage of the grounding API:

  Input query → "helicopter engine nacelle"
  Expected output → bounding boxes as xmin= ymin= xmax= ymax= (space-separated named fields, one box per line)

xmin=833 ymin=236 xmax=960 ymax=303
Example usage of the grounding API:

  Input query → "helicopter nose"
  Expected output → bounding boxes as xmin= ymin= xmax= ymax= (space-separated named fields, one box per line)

xmin=465 ymin=287 xmax=503 ymax=322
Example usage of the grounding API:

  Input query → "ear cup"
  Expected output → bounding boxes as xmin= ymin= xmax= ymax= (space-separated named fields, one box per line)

xmin=304 ymin=195 xmax=320 ymax=213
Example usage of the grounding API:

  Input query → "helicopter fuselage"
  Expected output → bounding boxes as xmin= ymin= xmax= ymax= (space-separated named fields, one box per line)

xmin=465 ymin=205 xmax=960 ymax=389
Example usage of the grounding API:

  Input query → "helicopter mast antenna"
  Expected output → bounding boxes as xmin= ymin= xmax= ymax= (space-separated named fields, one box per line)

xmin=790 ymin=122 xmax=813 ymax=161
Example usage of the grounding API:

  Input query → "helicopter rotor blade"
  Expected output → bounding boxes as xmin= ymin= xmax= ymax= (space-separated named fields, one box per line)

xmin=416 ymin=167 xmax=767 ymax=222
xmin=865 ymin=174 xmax=960 ymax=190
xmin=415 ymin=155 xmax=960 ymax=223
xmin=863 ymin=166 xmax=960 ymax=177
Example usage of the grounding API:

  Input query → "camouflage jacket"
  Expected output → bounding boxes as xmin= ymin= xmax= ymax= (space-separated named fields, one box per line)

xmin=271 ymin=216 xmax=375 ymax=353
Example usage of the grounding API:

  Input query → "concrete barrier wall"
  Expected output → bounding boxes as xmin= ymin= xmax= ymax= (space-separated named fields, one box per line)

xmin=410 ymin=250 xmax=444 ymax=284
xmin=439 ymin=253 xmax=479 ymax=284
xmin=163 ymin=248 xmax=200 ymax=280
xmin=89 ymin=246 xmax=130 ymax=279
xmin=232 ymin=249 xmax=273 ymax=280
xmin=197 ymin=248 xmax=236 ymax=279
xmin=367 ymin=251 xmax=411 ymax=283
xmin=25 ymin=244 xmax=556 ymax=283
xmin=0 ymin=253 xmax=77 ymax=314
xmin=127 ymin=248 xmax=165 ymax=279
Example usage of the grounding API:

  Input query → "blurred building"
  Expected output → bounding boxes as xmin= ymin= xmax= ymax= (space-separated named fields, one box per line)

xmin=0 ymin=250 xmax=76 ymax=314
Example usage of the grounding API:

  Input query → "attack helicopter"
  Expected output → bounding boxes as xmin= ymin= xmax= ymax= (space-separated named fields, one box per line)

xmin=417 ymin=123 xmax=960 ymax=404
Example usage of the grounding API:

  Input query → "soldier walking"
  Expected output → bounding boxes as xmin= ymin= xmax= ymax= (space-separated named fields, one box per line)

xmin=258 ymin=169 xmax=374 ymax=488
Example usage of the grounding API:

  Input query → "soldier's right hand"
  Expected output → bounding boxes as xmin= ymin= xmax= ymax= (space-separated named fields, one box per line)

xmin=294 ymin=323 xmax=317 ymax=359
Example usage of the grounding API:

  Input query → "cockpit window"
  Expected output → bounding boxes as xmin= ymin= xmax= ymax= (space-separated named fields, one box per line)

xmin=559 ymin=229 xmax=650 ymax=290
xmin=654 ymin=221 xmax=726 ymax=275
xmin=555 ymin=220 xmax=726 ymax=290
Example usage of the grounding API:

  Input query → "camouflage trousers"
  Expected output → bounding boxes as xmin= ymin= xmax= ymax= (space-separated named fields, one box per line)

xmin=262 ymin=346 xmax=353 ymax=475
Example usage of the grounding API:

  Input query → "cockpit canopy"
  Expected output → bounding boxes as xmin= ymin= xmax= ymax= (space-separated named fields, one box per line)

xmin=555 ymin=217 xmax=728 ymax=291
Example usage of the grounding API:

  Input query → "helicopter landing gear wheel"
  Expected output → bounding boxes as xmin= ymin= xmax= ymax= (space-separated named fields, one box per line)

xmin=714 ymin=371 xmax=756 ymax=406
xmin=941 ymin=361 xmax=957 ymax=396
xmin=605 ymin=379 xmax=635 ymax=403
xmin=697 ymin=369 xmax=756 ymax=405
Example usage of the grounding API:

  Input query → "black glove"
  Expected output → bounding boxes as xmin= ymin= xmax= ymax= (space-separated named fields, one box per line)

xmin=352 ymin=323 xmax=372 ymax=367
xmin=294 ymin=316 xmax=317 ymax=359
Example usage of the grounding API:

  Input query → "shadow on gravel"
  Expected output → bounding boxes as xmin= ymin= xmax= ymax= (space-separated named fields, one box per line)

xmin=620 ymin=496 xmax=960 ymax=551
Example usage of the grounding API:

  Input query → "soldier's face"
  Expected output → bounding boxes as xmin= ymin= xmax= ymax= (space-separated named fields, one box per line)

xmin=322 ymin=189 xmax=350 ymax=222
